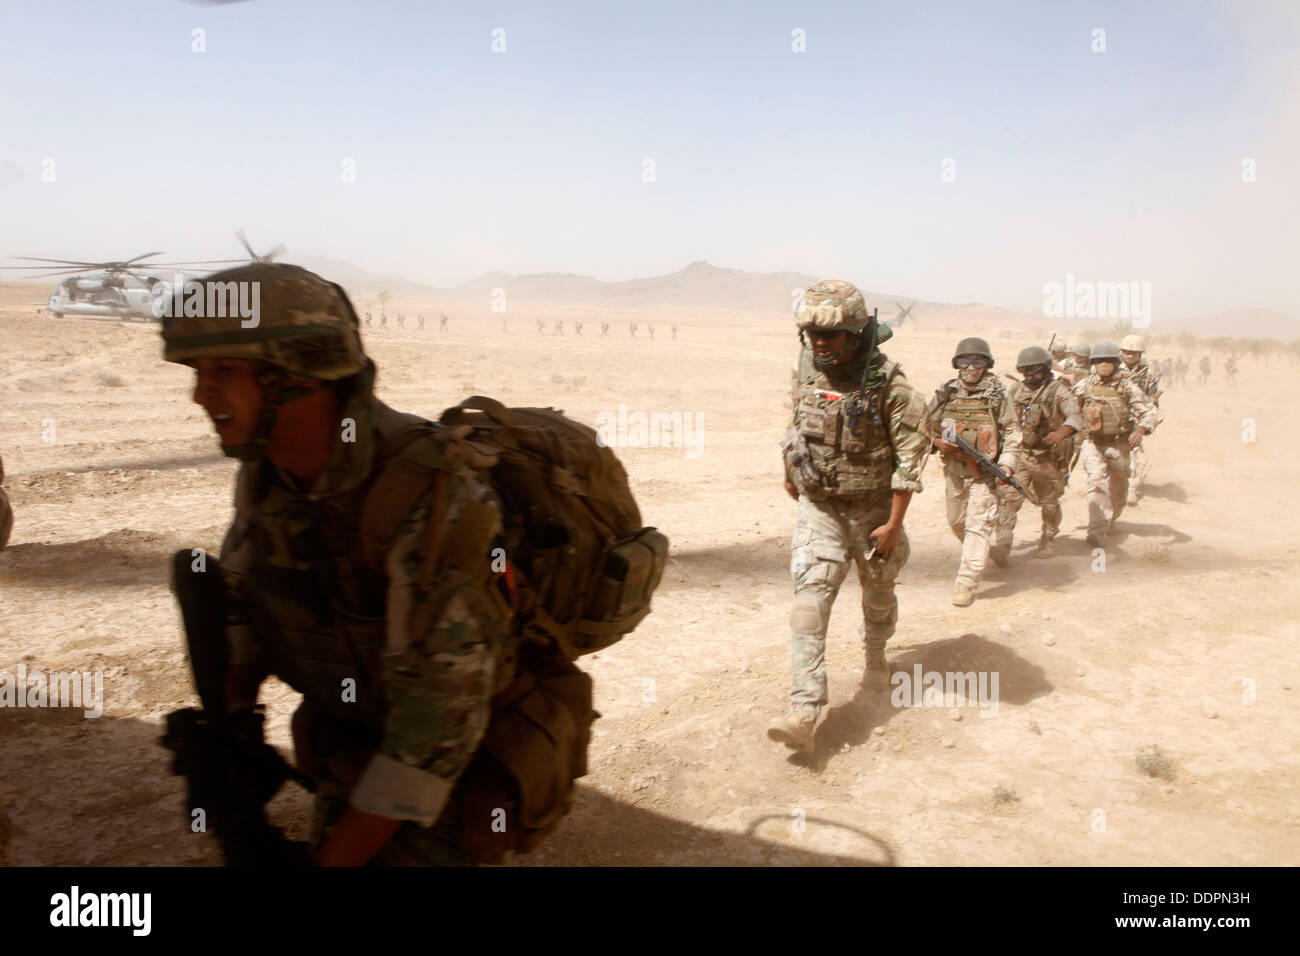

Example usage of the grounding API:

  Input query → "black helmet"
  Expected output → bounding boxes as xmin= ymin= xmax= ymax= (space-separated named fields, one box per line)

xmin=953 ymin=336 xmax=994 ymax=368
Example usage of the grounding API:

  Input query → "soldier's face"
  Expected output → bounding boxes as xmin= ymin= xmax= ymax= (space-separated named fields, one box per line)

xmin=807 ymin=329 xmax=856 ymax=364
xmin=1121 ymin=350 xmax=1140 ymax=367
xmin=1051 ymin=350 xmax=1066 ymax=362
xmin=1093 ymin=359 xmax=1118 ymax=379
xmin=191 ymin=358 xmax=263 ymax=447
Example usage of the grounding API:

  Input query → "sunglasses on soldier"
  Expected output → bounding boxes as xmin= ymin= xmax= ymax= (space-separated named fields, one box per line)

xmin=954 ymin=356 xmax=990 ymax=369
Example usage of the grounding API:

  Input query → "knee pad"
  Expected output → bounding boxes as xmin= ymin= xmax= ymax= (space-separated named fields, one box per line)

xmin=791 ymin=590 xmax=829 ymax=634
xmin=865 ymin=590 xmax=897 ymax=626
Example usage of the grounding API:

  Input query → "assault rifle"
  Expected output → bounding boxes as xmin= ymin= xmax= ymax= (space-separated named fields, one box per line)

xmin=160 ymin=551 xmax=315 ymax=866
xmin=948 ymin=431 xmax=1034 ymax=502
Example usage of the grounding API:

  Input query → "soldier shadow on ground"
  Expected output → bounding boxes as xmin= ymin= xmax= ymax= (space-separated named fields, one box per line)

xmin=1109 ymin=521 xmax=1192 ymax=544
xmin=12 ymin=451 xmax=226 ymax=479
xmin=0 ymin=705 xmax=889 ymax=867
xmin=969 ymin=548 xmax=1083 ymax=601
xmin=797 ymin=633 xmax=1053 ymax=774
xmin=1137 ymin=482 xmax=1188 ymax=503
xmin=527 ymin=785 xmax=894 ymax=866
xmin=665 ymin=535 xmax=790 ymax=580
xmin=0 ymin=535 xmax=185 ymax=589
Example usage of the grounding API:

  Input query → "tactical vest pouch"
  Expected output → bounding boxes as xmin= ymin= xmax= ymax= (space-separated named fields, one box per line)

xmin=460 ymin=657 xmax=594 ymax=864
xmin=1084 ymin=386 xmax=1127 ymax=440
xmin=781 ymin=426 xmax=825 ymax=497
xmin=580 ymin=529 xmax=668 ymax=654
xmin=797 ymin=402 xmax=827 ymax=441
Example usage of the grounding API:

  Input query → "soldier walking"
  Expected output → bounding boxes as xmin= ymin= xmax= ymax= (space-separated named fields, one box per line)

xmin=574 ymin=321 xmax=583 ymax=336
xmin=1120 ymin=335 xmax=1162 ymax=505
xmin=601 ymin=322 xmax=610 ymax=338
xmin=994 ymin=347 xmax=1082 ymax=559
xmin=417 ymin=314 xmax=426 ymax=332
xmin=768 ymin=280 xmax=928 ymax=753
xmin=1059 ymin=342 xmax=1090 ymax=386
xmin=1072 ymin=342 xmax=1158 ymax=546
xmin=553 ymin=319 xmax=564 ymax=336
xmin=926 ymin=337 xmax=1022 ymax=606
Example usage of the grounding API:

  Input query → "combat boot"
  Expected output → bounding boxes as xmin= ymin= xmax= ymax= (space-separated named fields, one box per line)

xmin=864 ymin=647 xmax=891 ymax=689
xmin=989 ymin=543 xmax=1011 ymax=567
xmin=952 ymin=584 xmax=975 ymax=607
xmin=766 ymin=707 xmax=819 ymax=753
xmin=1036 ymin=534 xmax=1054 ymax=559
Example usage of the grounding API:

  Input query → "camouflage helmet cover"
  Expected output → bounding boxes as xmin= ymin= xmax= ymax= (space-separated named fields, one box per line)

xmin=1091 ymin=340 xmax=1122 ymax=362
xmin=161 ymin=263 xmax=366 ymax=381
xmin=1016 ymin=345 xmax=1052 ymax=368
xmin=795 ymin=279 xmax=873 ymax=332
xmin=1073 ymin=341 xmax=1091 ymax=358
xmin=1120 ymin=334 xmax=1146 ymax=352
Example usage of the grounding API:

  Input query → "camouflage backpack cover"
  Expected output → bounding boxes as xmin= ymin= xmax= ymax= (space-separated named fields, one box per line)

xmin=358 ymin=395 xmax=668 ymax=862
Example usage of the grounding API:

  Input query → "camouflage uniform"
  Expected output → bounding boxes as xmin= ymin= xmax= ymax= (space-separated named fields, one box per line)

xmin=0 ymin=454 xmax=12 ymax=551
xmin=926 ymin=374 xmax=1022 ymax=591
xmin=1072 ymin=371 xmax=1158 ymax=539
xmin=1121 ymin=358 xmax=1161 ymax=502
xmin=995 ymin=375 xmax=1083 ymax=550
xmin=163 ymin=264 xmax=515 ymax=865
xmin=781 ymin=282 xmax=928 ymax=718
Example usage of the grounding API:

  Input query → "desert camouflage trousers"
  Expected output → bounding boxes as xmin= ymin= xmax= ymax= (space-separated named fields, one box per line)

xmin=996 ymin=452 xmax=1067 ymax=546
xmin=943 ymin=459 xmax=999 ymax=588
xmin=1079 ymin=439 xmax=1131 ymax=534
xmin=787 ymin=493 xmax=909 ymax=711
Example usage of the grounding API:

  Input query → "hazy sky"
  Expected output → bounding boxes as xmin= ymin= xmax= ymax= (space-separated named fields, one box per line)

xmin=1 ymin=0 xmax=1297 ymax=317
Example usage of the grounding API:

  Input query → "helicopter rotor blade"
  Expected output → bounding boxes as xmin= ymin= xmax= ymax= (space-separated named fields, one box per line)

xmin=264 ymin=243 xmax=287 ymax=262
xmin=121 ymin=252 xmax=165 ymax=265
xmin=10 ymin=256 xmax=110 ymax=267
xmin=235 ymin=230 xmax=258 ymax=260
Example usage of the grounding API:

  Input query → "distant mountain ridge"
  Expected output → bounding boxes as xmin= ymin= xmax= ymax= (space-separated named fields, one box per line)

xmin=292 ymin=256 xmax=1299 ymax=338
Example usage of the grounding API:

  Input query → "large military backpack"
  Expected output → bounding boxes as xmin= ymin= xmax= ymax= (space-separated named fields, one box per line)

xmin=359 ymin=396 xmax=668 ymax=863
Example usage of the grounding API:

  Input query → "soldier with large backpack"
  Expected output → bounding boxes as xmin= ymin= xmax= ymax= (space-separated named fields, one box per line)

xmin=771 ymin=280 xmax=929 ymax=753
xmin=927 ymin=337 xmax=1022 ymax=606
xmin=158 ymin=263 xmax=665 ymax=866
xmin=1072 ymin=341 xmax=1158 ymax=546
xmin=993 ymin=346 xmax=1083 ymax=559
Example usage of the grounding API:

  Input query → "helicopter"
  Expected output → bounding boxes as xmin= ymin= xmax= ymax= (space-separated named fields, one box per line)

xmin=2 ymin=232 xmax=285 ymax=321
xmin=890 ymin=301 xmax=916 ymax=328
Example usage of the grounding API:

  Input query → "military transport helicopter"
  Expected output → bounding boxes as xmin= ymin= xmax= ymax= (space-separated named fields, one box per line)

xmin=2 ymin=232 xmax=285 ymax=321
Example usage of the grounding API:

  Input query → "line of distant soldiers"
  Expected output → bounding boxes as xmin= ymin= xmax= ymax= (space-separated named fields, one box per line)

xmin=361 ymin=313 xmax=449 ymax=331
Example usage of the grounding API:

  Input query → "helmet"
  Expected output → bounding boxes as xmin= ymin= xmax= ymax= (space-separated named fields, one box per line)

xmin=795 ymin=279 xmax=873 ymax=332
xmin=1016 ymin=345 xmax=1052 ymax=368
xmin=1047 ymin=331 xmax=1071 ymax=352
xmin=953 ymin=336 xmax=994 ymax=368
xmin=1090 ymin=341 xmax=1122 ymax=362
xmin=1120 ymin=334 xmax=1145 ymax=353
xmin=161 ymin=263 xmax=366 ymax=381
xmin=1073 ymin=342 xmax=1091 ymax=358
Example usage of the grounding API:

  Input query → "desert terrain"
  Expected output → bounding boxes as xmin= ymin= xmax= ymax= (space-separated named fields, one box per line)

xmin=1 ymin=278 xmax=1297 ymax=867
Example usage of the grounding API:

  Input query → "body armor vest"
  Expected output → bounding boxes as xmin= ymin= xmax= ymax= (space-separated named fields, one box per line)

xmin=1080 ymin=378 xmax=1131 ymax=440
xmin=937 ymin=380 xmax=1000 ymax=458
xmin=1012 ymin=378 xmax=1066 ymax=453
xmin=235 ymin=404 xmax=439 ymax=728
xmin=794 ymin=349 xmax=899 ymax=497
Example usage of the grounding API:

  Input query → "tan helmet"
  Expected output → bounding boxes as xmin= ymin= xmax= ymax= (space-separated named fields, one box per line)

xmin=161 ymin=263 xmax=366 ymax=381
xmin=1047 ymin=331 xmax=1070 ymax=353
xmin=1120 ymin=334 xmax=1146 ymax=353
xmin=795 ymin=279 xmax=873 ymax=332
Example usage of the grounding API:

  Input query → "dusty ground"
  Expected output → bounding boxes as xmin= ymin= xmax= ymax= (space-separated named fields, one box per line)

xmin=1 ymin=281 xmax=1297 ymax=866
